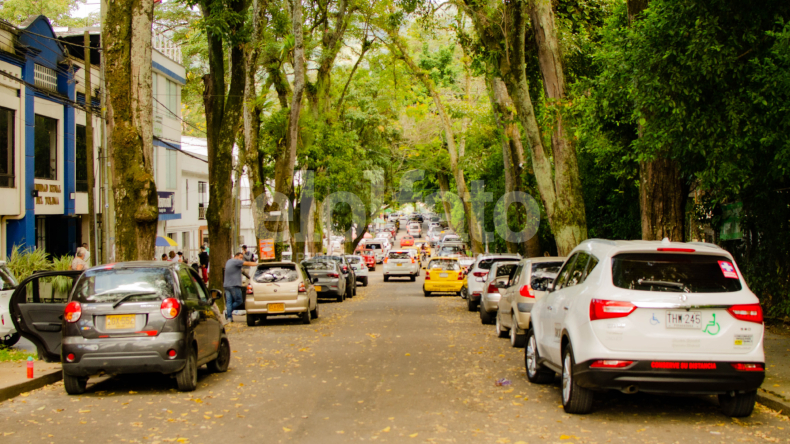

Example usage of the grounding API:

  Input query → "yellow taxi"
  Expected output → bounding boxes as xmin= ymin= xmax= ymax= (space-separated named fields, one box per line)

xmin=414 ymin=240 xmax=431 ymax=257
xmin=423 ymin=257 xmax=465 ymax=296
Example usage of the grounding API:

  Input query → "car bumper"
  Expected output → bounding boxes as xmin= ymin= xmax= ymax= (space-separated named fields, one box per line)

xmin=383 ymin=267 xmax=419 ymax=276
xmin=62 ymin=333 xmax=187 ymax=377
xmin=481 ymin=293 xmax=501 ymax=312
xmin=573 ymin=360 xmax=766 ymax=394
xmin=246 ymin=295 xmax=310 ymax=315
xmin=424 ymin=282 xmax=463 ymax=292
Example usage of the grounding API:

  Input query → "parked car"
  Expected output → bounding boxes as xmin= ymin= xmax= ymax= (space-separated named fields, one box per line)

xmin=314 ymin=255 xmax=356 ymax=298
xmin=494 ymin=257 xmax=564 ymax=347
xmin=0 ymin=261 xmax=20 ymax=347
xmin=360 ymin=250 xmax=377 ymax=271
xmin=407 ymin=222 xmax=422 ymax=237
xmin=245 ymin=262 xmax=318 ymax=326
xmin=436 ymin=242 xmax=468 ymax=258
xmin=345 ymin=255 xmax=369 ymax=287
xmin=400 ymin=235 xmax=415 ymax=247
xmin=479 ymin=261 xmax=520 ymax=325
xmin=383 ymin=250 xmax=420 ymax=282
xmin=302 ymin=260 xmax=347 ymax=303
xmin=463 ymin=254 xmax=521 ymax=308
xmin=365 ymin=241 xmax=387 ymax=263
xmin=526 ymin=239 xmax=765 ymax=417
xmin=10 ymin=262 xmax=231 ymax=394
xmin=383 ymin=223 xmax=397 ymax=237
xmin=423 ymin=257 xmax=465 ymax=296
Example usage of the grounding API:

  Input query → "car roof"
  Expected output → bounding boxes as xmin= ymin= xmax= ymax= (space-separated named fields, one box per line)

xmin=476 ymin=253 xmax=521 ymax=260
xmin=522 ymin=256 xmax=566 ymax=263
xmin=430 ymin=256 xmax=459 ymax=261
xmin=573 ymin=239 xmax=728 ymax=258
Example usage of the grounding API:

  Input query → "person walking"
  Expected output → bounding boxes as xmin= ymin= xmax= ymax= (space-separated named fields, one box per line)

xmin=70 ymin=248 xmax=88 ymax=271
xmin=198 ymin=246 xmax=209 ymax=283
xmin=176 ymin=251 xmax=184 ymax=263
xmin=224 ymin=252 xmax=258 ymax=322
xmin=81 ymin=243 xmax=91 ymax=266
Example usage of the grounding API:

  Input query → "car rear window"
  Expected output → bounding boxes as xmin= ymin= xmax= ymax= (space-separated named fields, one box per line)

xmin=303 ymin=261 xmax=334 ymax=271
xmin=254 ymin=265 xmax=299 ymax=283
xmin=428 ymin=259 xmax=461 ymax=271
xmin=494 ymin=263 xmax=518 ymax=277
xmin=389 ymin=252 xmax=411 ymax=260
xmin=72 ymin=268 xmax=175 ymax=303
xmin=367 ymin=243 xmax=382 ymax=250
xmin=346 ymin=257 xmax=362 ymax=264
xmin=612 ymin=253 xmax=743 ymax=293
xmin=477 ymin=258 xmax=519 ymax=270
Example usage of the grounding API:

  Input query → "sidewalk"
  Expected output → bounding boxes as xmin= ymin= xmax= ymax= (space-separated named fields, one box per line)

xmin=0 ymin=360 xmax=62 ymax=403
xmin=760 ymin=327 xmax=790 ymax=414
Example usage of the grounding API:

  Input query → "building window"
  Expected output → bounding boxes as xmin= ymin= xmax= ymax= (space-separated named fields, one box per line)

xmin=0 ymin=107 xmax=14 ymax=188
xmin=34 ymin=115 xmax=57 ymax=180
xmin=198 ymin=181 xmax=207 ymax=220
xmin=165 ymin=149 xmax=177 ymax=189
xmin=36 ymin=217 xmax=47 ymax=252
xmin=166 ymin=79 xmax=178 ymax=116
xmin=34 ymin=64 xmax=57 ymax=91
xmin=75 ymin=125 xmax=88 ymax=192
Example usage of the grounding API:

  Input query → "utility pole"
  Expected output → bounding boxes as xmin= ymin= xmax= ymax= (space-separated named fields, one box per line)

xmin=84 ymin=31 xmax=97 ymax=263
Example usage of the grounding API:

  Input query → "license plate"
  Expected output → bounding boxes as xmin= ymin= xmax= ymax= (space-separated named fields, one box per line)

xmin=397 ymin=263 xmax=402 ymax=267
xmin=314 ymin=285 xmax=322 ymax=291
xmin=106 ymin=314 xmax=136 ymax=330
xmin=268 ymin=303 xmax=285 ymax=313
xmin=665 ymin=311 xmax=702 ymax=329
xmin=440 ymin=273 xmax=448 ymax=278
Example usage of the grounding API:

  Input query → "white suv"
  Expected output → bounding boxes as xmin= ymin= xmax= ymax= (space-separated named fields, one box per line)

xmin=383 ymin=250 xmax=420 ymax=282
xmin=407 ymin=223 xmax=421 ymax=237
xmin=463 ymin=254 xmax=521 ymax=309
xmin=526 ymin=239 xmax=765 ymax=417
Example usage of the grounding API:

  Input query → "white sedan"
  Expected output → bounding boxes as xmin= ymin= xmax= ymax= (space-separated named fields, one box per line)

xmin=345 ymin=255 xmax=369 ymax=287
xmin=383 ymin=250 xmax=420 ymax=282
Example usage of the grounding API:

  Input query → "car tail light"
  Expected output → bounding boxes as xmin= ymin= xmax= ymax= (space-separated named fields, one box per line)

xmin=327 ymin=272 xmax=339 ymax=278
xmin=66 ymin=353 xmax=76 ymax=362
xmin=160 ymin=298 xmax=181 ymax=319
xmin=487 ymin=282 xmax=498 ymax=294
xmin=299 ymin=282 xmax=307 ymax=293
xmin=590 ymin=360 xmax=633 ymax=368
xmin=519 ymin=284 xmax=534 ymax=298
xmin=425 ymin=272 xmax=430 ymax=280
xmin=657 ymin=248 xmax=695 ymax=253
xmin=342 ymin=265 xmax=348 ymax=273
xmin=472 ymin=271 xmax=488 ymax=278
xmin=458 ymin=273 xmax=464 ymax=280
xmin=411 ymin=257 xmax=415 ymax=264
xmin=589 ymin=299 xmax=636 ymax=321
xmin=246 ymin=284 xmax=253 ymax=294
xmin=64 ymin=301 xmax=81 ymax=323
xmin=731 ymin=363 xmax=764 ymax=372
xmin=728 ymin=304 xmax=763 ymax=324
xmin=167 ymin=349 xmax=177 ymax=359
xmin=384 ymin=258 xmax=388 ymax=264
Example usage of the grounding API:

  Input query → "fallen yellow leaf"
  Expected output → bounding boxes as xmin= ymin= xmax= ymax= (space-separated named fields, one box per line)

xmin=409 ymin=433 xmax=418 ymax=438
xmin=283 ymin=427 xmax=291 ymax=432
xmin=382 ymin=427 xmax=391 ymax=433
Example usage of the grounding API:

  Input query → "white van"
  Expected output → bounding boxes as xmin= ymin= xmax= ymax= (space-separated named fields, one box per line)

xmin=364 ymin=242 xmax=386 ymax=263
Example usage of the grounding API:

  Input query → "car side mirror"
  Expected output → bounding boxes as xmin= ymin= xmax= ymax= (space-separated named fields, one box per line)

xmin=209 ymin=289 xmax=224 ymax=301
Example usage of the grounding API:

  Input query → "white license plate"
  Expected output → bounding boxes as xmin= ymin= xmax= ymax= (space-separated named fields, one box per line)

xmin=440 ymin=273 xmax=448 ymax=278
xmin=665 ymin=311 xmax=702 ymax=329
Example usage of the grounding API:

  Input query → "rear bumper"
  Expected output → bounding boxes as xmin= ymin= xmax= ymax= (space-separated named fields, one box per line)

xmin=481 ymin=293 xmax=501 ymax=312
xmin=383 ymin=267 xmax=419 ymax=276
xmin=573 ymin=360 xmax=765 ymax=394
xmin=62 ymin=333 xmax=186 ymax=377
xmin=246 ymin=295 xmax=310 ymax=315
xmin=424 ymin=282 xmax=463 ymax=292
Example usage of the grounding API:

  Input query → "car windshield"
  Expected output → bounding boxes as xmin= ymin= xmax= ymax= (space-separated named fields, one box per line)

xmin=367 ymin=243 xmax=382 ymax=249
xmin=72 ymin=268 xmax=175 ymax=303
xmin=0 ymin=264 xmax=18 ymax=290
xmin=440 ymin=246 xmax=464 ymax=255
xmin=389 ymin=252 xmax=411 ymax=260
xmin=477 ymin=258 xmax=519 ymax=270
xmin=612 ymin=253 xmax=743 ymax=293
xmin=303 ymin=261 xmax=334 ymax=271
xmin=429 ymin=259 xmax=461 ymax=271
xmin=254 ymin=266 xmax=299 ymax=283
xmin=346 ymin=257 xmax=362 ymax=264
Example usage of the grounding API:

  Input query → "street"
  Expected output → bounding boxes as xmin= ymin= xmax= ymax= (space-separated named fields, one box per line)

xmin=1 ymin=260 xmax=788 ymax=443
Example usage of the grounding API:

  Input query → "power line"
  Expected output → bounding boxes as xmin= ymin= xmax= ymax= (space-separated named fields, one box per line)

xmin=154 ymin=96 xmax=206 ymax=135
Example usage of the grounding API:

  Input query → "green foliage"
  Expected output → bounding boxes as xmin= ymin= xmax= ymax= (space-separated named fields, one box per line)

xmin=0 ymin=346 xmax=36 ymax=363
xmin=6 ymin=246 xmax=51 ymax=282
xmin=0 ymin=0 xmax=86 ymax=26
xmin=418 ymin=44 xmax=459 ymax=88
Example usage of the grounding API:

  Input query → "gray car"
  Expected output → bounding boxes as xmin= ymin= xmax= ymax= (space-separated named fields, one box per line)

xmin=302 ymin=260 xmax=347 ymax=302
xmin=479 ymin=261 xmax=520 ymax=325
xmin=10 ymin=262 xmax=230 ymax=395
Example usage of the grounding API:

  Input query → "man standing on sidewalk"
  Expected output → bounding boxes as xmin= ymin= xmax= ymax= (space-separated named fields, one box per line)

xmin=198 ymin=246 xmax=209 ymax=283
xmin=224 ymin=252 xmax=258 ymax=322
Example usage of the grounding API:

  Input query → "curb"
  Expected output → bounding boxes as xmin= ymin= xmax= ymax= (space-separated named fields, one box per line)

xmin=757 ymin=388 xmax=790 ymax=416
xmin=0 ymin=369 xmax=62 ymax=403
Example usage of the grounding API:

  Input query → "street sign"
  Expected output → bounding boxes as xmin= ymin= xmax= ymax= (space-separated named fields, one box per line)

xmin=259 ymin=238 xmax=275 ymax=259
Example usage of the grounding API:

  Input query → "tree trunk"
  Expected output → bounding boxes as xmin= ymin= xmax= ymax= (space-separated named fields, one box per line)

xmin=200 ymin=0 xmax=249 ymax=289
xmin=104 ymin=0 xmax=157 ymax=261
xmin=436 ymin=172 xmax=457 ymax=233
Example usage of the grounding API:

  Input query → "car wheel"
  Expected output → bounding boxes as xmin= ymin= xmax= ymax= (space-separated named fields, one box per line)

xmin=246 ymin=314 xmax=257 ymax=327
xmin=301 ymin=310 xmax=311 ymax=325
xmin=719 ymin=391 xmax=757 ymax=417
xmin=176 ymin=346 xmax=198 ymax=392
xmin=207 ymin=338 xmax=231 ymax=373
xmin=460 ymin=287 xmax=467 ymax=300
xmin=363 ymin=277 xmax=368 ymax=287
xmin=424 ymin=290 xmax=431 ymax=297
xmin=310 ymin=303 xmax=319 ymax=319
xmin=562 ymin=343 xmax=594 ymax=414
xmin=410 ymin=276 xmax=416 ymax=282
xmin=63 ymin=372 xmax=88 ymax=395
xmin=479 ymin=306 xmax=494 ymax=325
xmin=352 ymin=281 xmax=357 ymax=297
xmin=495 ymin=315 xmax=509 ymax=338
xmin=525 ymin=329 xmax=554 ymax=384
xmin=467 ymin=295 xmax=477 ymax=312
xmin=510 ymin=314 xmax=526 ymax=348
xmin=1 ymin=332 xmax=20 ymax=347
xmin=336 ymin=291 xmax=344 ymax=303
xmin=384 ymin=276 xmax=389 ymax=282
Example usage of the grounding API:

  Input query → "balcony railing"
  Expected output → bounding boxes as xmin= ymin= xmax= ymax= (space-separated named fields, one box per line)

xmin=153 ymin=32 xmax=182 ymax=64
xmin=198 ymin=205 xmax=207 ymax=220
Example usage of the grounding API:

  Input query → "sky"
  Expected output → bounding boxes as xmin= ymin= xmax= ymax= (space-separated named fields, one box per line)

xmin=74 ymin=1 xmax=100 ymax=18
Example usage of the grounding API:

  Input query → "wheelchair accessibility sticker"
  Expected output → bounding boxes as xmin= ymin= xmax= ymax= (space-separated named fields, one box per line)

xmin=703 ymin=313 xmax=721 ymax=335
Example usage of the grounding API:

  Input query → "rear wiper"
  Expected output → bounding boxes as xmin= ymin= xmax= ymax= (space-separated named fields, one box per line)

xmin=637 ymin=279 xmax=690 ymax=293
xmin=112 ymin=292 xmax=157 ymax=308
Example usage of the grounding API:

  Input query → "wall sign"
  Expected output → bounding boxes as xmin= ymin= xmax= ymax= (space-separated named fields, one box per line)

xmin=34 ymin=183 xmax=61 ymax=205
xmin=158 ymin=191 xmax=175 ymax=214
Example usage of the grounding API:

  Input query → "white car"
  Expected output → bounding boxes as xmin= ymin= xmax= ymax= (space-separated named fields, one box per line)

xmin=345 ymin=255 xmax=369 ymax=287
xmin=464 ymin=254 xmax=521 ymax=308
xmin=383 ymin=250 xmax=420 ymax=282
xmin=364 ymin=241 xmax=387 ymax=263
xmin=526 ymin=239 xmax=765 ymax=417
xmin=0 ymin=261 xmax=20 ymax=346
xmin=407 ymin=223 xmax=421 ymax=238
xmin=479 ymin=261 xmax=520 ymax=325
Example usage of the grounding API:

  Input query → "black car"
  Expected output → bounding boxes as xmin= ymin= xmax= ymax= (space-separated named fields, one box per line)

xmin=10 ymin=262 xmax=230 ymax=394
xmin=313 ymin=255 xmax=356 ymax=298
xmin=302 ymin=260 xmax=347 ymax=302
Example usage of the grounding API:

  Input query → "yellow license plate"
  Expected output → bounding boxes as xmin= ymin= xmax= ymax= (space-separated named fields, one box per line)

xmin=314 ymin=285 xmax=322 ymax=291
xmin=397 ymin=263 xmax=402 ymax=267
xmin=268 ymin=303 xmax=285 ymax=313
xmin=106 ymin=314 xmax=136 ymax=330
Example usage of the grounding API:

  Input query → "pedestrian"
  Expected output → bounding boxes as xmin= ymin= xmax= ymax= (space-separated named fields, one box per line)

xmin=241 ymin=245 xmax=254 ymax=262
xmin=176 ymin=251 xmax=184 ymax=263
xmin=198 ymin=246 xmax=209 ymax=283
xmin=70 ymin=248 xmax=88 ymax=271
xmin=223 ymin=252 xmax=258 ymax=322
xmin=81 ymin=242 xmax=91 ymax=266
xmin=161 ymin=253 xmax=168 ymax=261
xmin=169 ymin=251 xmax=176 ymax=261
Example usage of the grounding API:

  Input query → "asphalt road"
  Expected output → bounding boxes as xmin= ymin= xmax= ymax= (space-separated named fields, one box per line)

xmin=1 ymin=234 xmax=788 ymax=442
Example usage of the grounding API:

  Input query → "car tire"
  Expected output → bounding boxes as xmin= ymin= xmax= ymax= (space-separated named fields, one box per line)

xmin=363 ymin=277 xmax=368 ymax=287
xmin=410 ymin=276 xmax=416 ymax=282
xmin=467 ymin=295 xmax=477 ymax=312
xmin=384 ymin=276 xmax=389 ymax=282
xmin=301 ymin=310 xmax=311 ymax=325
xmin=63 ymin=372 xmax=88 ymax=395
xmin=510 ymin=313 xmax=526 ymax=347
xmin=460 ymin=287 xmax=467 ymax=300
xmin=719 ymin=391 xmax=757 ymax=417
xmin=479 ymin=306 xmax=494 ymax=325
xmin=424 ymin=290 xmax=431 ymax=297
xmin=351 ymin=281 xmax=357 ymax=297
xmin=207 ymin=338 xmax=231 ymax=373
xmin=525 ymin=329 xmax=554 ymax=384
xmin=176 ymin=347 xmax=198 ymax=392
xmin=310 ymin=303 xmax=319 ymax=319
xmin=246 ymin=314 xmax=257 ymax=327
xmin=495 ymin=315 xmax=509 ymax=338
xmin=562 ymin=343 xmax=594 ymax=414
xmin=1 ymin=332 xmax=20 ymax=347
xmin=336 ymin=291 xmax=344 ymax=303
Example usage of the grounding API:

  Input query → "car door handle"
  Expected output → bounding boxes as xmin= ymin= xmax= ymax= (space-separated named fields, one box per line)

xmin=563 ymin=306 xmax=569 ymax=311
xmin=547 ymin=306 xmax=553 ymax=311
